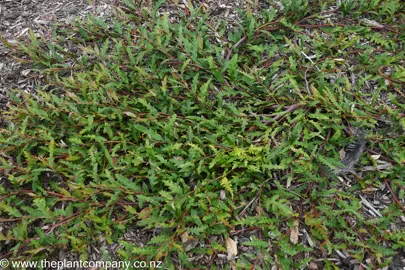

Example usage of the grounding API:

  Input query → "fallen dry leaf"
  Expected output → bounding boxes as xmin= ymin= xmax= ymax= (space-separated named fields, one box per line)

xmin=361 ymin=18 xmax=384 ymax=28
xmin=339 ymin=148 xmax=346 ymax=160
xmin=303 ymin=228 xmax=314 ymax=247
xmin=362 ymin=163 xmax=393 ymax=171
xmin=226 ymin=237 xmax=237 ymax=260
xmin=290 ymin=218 xmax=299 ymax=244
xmin=181 ymin=232 xmax=199 ymax=251
xmin=220 ymin=189 xmax=226 ymax=200
xmin=308 ymin=261 xmax=318 ymax=269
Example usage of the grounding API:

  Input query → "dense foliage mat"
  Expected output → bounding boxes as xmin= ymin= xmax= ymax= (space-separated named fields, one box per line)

xmin=1 ymin=0 xmax=405 ymax=268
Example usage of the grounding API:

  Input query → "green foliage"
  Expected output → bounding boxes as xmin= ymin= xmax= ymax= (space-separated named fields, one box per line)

xmin=339 ymin=0 xmax=359 ymax=17
xmin=281 ymin=0 xmax=309 ymax=21
xmin=0 ymin=0 xmax=404 ymax=268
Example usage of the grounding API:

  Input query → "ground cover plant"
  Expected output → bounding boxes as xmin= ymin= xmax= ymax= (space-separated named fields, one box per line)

xmin=1 ymin=0 xmax=405 ymax=268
